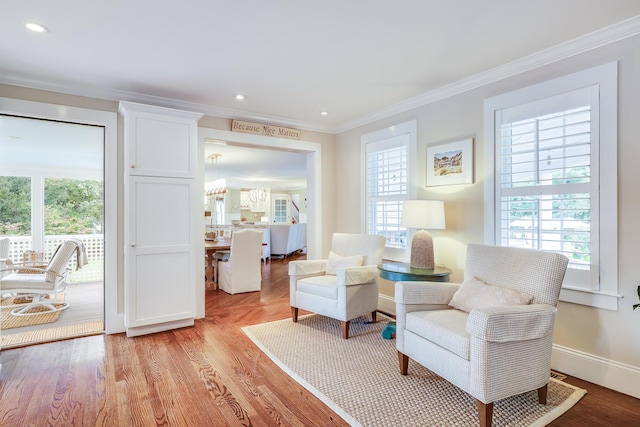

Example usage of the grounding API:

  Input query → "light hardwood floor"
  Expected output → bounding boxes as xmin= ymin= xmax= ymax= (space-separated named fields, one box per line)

xmin=0 ymin=253 xmax=638 ymax=426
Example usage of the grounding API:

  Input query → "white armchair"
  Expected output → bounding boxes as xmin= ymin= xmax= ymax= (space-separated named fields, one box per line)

xmin=288 ymin=233 xmax=386 ymax=339
xmin=395 ymin=244 xmax=568 ymax=427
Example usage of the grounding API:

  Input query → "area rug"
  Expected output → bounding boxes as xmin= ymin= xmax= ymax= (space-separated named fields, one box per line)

xmin=1 ymin=320 xmax=104 ymax=348
xmin=242 ymin=314 xmax=586 ymax=427
xmin=0 ymin=294 xmax=66 ymax=329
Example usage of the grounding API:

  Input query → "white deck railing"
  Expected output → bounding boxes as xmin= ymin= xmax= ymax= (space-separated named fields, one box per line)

xmin=6 ymin=234 xmax=104 ymax=283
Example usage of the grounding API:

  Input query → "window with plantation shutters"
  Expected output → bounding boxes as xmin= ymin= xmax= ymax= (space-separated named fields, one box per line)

xmin=361 ymin=120 xmax=416 ymax=258
xmin=485 ymin=62 xmax=619 ymax=310
xmin=366 ymin=139 xmax=408 ymax=248
xmin=496 ymin=89 xmax=596 ymax=279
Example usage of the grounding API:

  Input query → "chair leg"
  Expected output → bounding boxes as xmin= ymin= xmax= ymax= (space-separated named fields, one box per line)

xmin=476 ymin=400 xmax=493 ymax=427
xmin=398 ymin=351 xmax=409 ymax=375
xmin=371 ymin=310 xmax=377 ymax=323
xmin=10 ymin=294 xmax=69 ymax=316
xmin=291 ymin=307 xmax=298 ymax=322
xmin=340 ymin=320 xmax=350 ymax=339
xmin=537 ymin=383 xmax=548 ymax=404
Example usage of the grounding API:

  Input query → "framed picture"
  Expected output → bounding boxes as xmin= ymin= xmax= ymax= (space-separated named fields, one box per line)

xmin=426 ymin=138 xmax=474 ymax=187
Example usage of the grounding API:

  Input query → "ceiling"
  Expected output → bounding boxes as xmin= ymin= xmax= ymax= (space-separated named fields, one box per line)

xmin=2 ymin=1 xmax=640 ymax=188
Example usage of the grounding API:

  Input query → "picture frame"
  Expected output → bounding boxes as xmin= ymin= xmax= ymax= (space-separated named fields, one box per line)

xmin=426 ymin=138 xmax=474 ymax=187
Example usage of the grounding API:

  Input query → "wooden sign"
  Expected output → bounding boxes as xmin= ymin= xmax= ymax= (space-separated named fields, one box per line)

xmin=231 ymin=120 xmax=301 ymax=140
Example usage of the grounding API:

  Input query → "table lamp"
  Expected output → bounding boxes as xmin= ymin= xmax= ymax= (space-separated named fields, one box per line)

xmin=400 ymin=200 xmax=445 ymax=269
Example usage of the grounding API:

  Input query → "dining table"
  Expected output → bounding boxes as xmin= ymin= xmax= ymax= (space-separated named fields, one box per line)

xmin=204 ymin=238 xmax=231 ymax=290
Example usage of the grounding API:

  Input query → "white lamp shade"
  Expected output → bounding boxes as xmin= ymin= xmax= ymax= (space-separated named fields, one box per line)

xmin=400 ymin=200 xmax=445 ymax=230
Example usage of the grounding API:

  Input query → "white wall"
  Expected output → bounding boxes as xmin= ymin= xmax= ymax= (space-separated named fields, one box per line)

xmin=335 ymin=35 xmax=640 ymax=398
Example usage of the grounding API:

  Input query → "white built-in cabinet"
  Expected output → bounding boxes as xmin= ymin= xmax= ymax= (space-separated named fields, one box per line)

xmin=240 ymin=190 xmax=267 ymax=213
xmin=119 ymin=102 xmax=202 ymax=337
xmin=240 ymin=190 xmax=251 ymax=210
xmin=251 ymin=201 xmax=267 ymax=213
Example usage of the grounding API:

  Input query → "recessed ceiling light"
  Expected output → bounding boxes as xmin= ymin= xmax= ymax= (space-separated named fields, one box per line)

xmin=320 ymin=111 xmax=329 ymax=116
xmin=25 ymin=22 xmax=48 ymax=33
xmin=235 ymin=94 xmax=245 ymax=100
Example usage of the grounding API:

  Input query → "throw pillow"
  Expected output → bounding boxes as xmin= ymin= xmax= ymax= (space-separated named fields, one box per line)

xmin=449 ymin=276 xmax=533 ymax=313
xmin=325 ymin=251 xmax=364 ymax=275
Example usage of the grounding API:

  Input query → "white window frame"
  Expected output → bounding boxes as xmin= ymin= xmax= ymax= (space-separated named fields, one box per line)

xmin=484 ymin=62 xmax=619 ymax=310
xmin=361 ymin=120 xmax=417 ymax=261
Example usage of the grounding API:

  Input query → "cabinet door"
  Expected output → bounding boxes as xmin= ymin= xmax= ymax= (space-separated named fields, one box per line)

xmin=240 ymin=191 xmax=251 ymax=209
xmin=251 ymin=201 xmax=266 ymax=212
xmin=121 ymin=103 xmax=197 ymax=178
xmin=125 ymin=176 xmax=196 ymax=330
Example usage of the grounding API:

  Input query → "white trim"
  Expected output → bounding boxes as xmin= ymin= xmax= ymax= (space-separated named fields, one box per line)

xmin=0 ymin=97 xmax=120 ymax=334
xmin=552 ymin=344 xmax=640 ymax=399
xmin=3 ymin=17 xmax=639 ymax=135
xmin=377 ymin=293 xmax=396 ymax=316
xmin=125 ymin=318 xmax=194 ymax=338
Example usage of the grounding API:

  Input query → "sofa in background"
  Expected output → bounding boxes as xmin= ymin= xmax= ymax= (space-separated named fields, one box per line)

xmin=269 ymin=223 xmax=306 ymax=258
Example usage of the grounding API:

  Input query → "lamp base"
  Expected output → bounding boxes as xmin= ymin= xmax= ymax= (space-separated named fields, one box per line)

xmin=410 ymin=230 xmax=435 ymax=269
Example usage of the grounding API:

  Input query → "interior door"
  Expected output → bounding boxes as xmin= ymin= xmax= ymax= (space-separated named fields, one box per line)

xmin=272 ymin=194 xmax=291 ymax=223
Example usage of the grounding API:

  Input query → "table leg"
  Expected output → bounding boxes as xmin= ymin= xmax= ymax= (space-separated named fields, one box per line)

xmin=205 ymin=250 xmax=216 ymax=290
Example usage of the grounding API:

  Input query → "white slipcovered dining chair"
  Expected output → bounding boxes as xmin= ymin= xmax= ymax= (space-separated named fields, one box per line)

xmin=288 ymin=233 xmax=386 ymax=339
xmin=395 ymin=244 xmax=569 ymax=427
xmin=0 ymin=240 xmax=83 ymax=316
xmin=217 ymin=229 xmax=263 ymax=294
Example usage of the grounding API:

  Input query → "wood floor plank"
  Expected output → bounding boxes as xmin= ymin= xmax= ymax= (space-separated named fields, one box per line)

xmin=0 ymin=253 xmax=638 ymax=426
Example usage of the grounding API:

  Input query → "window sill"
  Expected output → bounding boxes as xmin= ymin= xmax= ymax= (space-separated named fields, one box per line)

xmin=559 ymin=287 xmax=621 ymax=311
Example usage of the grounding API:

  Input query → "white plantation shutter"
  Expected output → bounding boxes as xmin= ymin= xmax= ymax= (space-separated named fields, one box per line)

xmin=496 ymin=86 xmax=599 ymax=291
xmin=497 ymin=90 xmax=596 ymax=265
xmin=366 ymin=135 xmax=409 ymax=249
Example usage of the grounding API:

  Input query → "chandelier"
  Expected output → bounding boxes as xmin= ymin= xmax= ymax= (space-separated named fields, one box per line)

xmin=205 ymin=154 xmax=227 ymax=198
xmin=205 ymin=179 xmax=227 ymax=197
xmin=249 ymin=187 xmax=267 ymax=202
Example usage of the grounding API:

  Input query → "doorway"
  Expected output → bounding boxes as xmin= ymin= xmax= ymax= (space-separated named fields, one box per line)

xmin=0 ymin=115 xmax=104 ymax=347
xmin=196 ymin=127 xmax=322 ymax=318
xmin=0 ymin=98 xmax=118 ymax=346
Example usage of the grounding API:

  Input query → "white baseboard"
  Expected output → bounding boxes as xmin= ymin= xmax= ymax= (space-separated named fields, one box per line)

xmin=106 ymin=313 xmax=126 ymax=334
xmin=125 ymin=318 xmax=194 ymax=338
xmin=378 ymin=293 xmax=640 ymax=399
xmin=552 ymin=344 xmax=640 ymax=399
xmin=377 ymin=294 xmax=396 ymax=316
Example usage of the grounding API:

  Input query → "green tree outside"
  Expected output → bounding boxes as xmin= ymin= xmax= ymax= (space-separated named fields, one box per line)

xmin=0 ymin=176 xmax=103 ymax=236
xmin=0 ymin=176 xmax=31 ymax=235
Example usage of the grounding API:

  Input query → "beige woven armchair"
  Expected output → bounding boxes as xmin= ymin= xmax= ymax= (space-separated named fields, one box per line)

xmin=395 ymin=244 xmax=568 ymax=427
xmin=288 ymin=233 xmax=385 ymax=339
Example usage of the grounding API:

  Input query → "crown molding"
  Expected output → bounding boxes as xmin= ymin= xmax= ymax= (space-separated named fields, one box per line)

xmin=2 ymin=15 xmax=639 ymax=135
xmin=0 ymin=76 xmax=336 ymax=134
xmin=335 ymin=14 xmax=640 ymax=133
